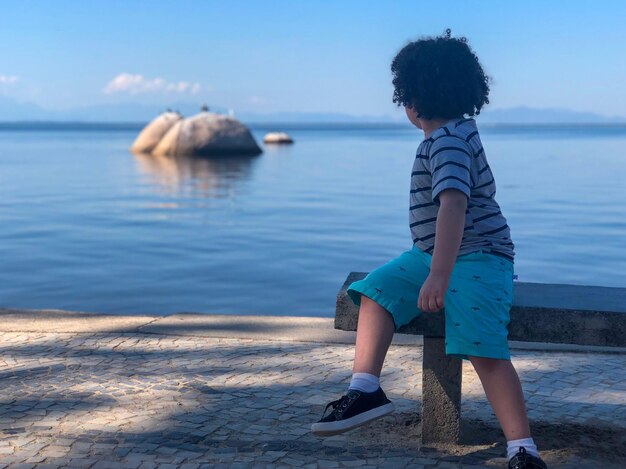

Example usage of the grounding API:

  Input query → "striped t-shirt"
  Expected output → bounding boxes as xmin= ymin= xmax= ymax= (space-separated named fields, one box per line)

xmin=409 ymin=117 xmax=515 ymax=262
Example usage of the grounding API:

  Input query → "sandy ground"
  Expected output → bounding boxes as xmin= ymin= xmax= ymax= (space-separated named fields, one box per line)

xmin=358 ymin=411 xmax=626 ymax=468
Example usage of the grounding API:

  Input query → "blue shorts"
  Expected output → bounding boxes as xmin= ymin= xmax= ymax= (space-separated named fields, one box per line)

xmin=347 ymin=246 xmax=515 ymax=360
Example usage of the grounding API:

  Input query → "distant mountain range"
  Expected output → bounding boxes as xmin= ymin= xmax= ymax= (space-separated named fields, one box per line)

xmin=0 ymin=96 xmax=205 ymax=122
xmin=1 ymin=95 xmax=625 ymax=124
xmin=478 ymin=106 xmax=626 ymax=124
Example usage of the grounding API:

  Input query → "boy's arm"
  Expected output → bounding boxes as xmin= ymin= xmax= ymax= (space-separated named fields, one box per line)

xmin=418 ymin=189 xmax=467 ymax=312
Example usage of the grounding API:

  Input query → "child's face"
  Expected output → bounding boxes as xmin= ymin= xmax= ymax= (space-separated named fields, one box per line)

xmin=405 ymin=106 xmax=422 ymax=129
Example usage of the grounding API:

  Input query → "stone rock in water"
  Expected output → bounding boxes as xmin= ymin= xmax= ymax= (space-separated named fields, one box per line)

xmin=130 ymin=112 xmax=182 ymax=153
xmin=263 ymin=132 xmax=294 ymax=144
xmin=152 ymin=112 xmax=262 ymax=157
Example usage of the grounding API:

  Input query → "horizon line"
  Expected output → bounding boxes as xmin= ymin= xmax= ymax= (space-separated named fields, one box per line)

xmin=2 ymin=120 xmax=626 ymax=127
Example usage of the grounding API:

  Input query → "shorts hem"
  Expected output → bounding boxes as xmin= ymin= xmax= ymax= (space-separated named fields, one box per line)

xmin=347 ymin=281 xmax=415 ymax=331
xmin=446 ymin=342 xmax=511 ymax=361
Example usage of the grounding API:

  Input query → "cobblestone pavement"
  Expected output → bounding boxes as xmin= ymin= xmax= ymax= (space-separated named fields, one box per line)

xmin=1 ymin=332 xmax=625 ymax=468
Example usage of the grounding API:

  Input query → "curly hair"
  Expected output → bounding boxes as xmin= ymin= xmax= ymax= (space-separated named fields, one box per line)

xmin=391 ymin=29 xmax=490 ymax=119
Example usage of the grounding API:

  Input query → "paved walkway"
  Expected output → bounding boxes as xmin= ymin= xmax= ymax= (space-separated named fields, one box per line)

xmin=1 ymin=313 xmax=625 ymax=468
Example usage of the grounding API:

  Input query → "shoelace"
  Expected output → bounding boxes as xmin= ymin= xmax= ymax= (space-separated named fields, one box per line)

xmin=510 ymin=446 xmax=528 ymax=469
xmin=322 ymin=393 xmax=358 ymax=418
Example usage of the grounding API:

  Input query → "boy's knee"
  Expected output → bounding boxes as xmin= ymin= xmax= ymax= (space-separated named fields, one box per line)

xmin=360 ymin=294 xmax=374 ymax=306
xmin=358 ymin=295 xmax=396 ymax=327
xmin=360 ymin=295 xmax=386 ymax=313
xmin=469 ymin=355 xmax=509 ymax=372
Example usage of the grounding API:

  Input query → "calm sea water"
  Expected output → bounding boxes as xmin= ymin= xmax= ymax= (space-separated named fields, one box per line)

xmin=1 ymin=123 xmax=625 ymax=316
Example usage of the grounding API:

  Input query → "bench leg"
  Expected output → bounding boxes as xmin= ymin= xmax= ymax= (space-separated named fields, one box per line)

xmin=421 ymin=337 xmax=462 ymax=444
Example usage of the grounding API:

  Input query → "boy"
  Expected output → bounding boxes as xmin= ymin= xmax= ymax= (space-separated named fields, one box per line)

xmin=311 ymin=30 xmax=547 ymax=469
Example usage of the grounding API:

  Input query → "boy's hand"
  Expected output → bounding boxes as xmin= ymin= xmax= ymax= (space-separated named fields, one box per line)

xmin=418 ymin=272 xmax=450 ymax=312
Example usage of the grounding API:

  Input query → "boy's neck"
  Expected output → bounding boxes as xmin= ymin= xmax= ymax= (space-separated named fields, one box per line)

xmin=418 ymin=117 xmax=459 ymax=138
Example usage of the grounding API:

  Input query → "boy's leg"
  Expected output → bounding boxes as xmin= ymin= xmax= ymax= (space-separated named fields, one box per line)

xmin=468 ymin=356 xmax=531 ymax=440
xmin=470 ymin=357 xmax=547 ymax=466
xmin=353 ymin=295 xmax=396 ymax=376
xmin=312 ymin=247 xmax=425 ymax=436
xmin=310 ymin=295 xmax=397 ymax=436
xmin=445 ymin=251 xmax=545 ymax=465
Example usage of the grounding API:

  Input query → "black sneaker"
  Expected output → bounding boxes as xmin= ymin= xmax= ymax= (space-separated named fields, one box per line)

xmin=310 ymin=387 xmax=395 ymax=436
xmin=508 ymin=447 xmax=548 ymax=469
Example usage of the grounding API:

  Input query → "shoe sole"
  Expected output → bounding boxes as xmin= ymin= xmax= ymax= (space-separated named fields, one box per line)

xmin=310 ymin=402 xmax=395 ymax=437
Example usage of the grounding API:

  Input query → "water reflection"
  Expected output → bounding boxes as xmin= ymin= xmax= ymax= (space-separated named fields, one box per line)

xmin=133 ymin=152 xmax=259 ymax=198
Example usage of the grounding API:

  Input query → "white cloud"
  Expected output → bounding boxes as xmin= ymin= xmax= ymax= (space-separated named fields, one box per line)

xmin=0 ymin=75 xmax=19 ymax=85
xmin=249 ymin=95 xmax=268 ymax=105
xmin=103 ymin=73 xmax=202 ymax=95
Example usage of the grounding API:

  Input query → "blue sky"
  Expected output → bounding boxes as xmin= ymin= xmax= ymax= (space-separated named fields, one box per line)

xmin=1 ymin=1 xmax=626 ymax=117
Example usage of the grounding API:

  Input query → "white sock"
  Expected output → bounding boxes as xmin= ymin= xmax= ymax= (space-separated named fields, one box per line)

xmin=348 ymin=372 xmax=380 ymax=393
xmin=507 ymin=437 xmax=539 ymax=460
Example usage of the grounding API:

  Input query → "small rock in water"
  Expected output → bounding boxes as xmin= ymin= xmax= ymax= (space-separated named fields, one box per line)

xmin=263 ymin=132 xmax=294 ymax=144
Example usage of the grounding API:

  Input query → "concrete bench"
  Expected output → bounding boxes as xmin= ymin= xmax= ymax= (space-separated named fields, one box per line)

xmin=335 ymin=273 xmax=626 ymax=444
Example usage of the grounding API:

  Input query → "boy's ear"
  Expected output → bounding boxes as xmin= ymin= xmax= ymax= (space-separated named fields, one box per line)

xmin=405 ymin=106 xmax=422 ymax=129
